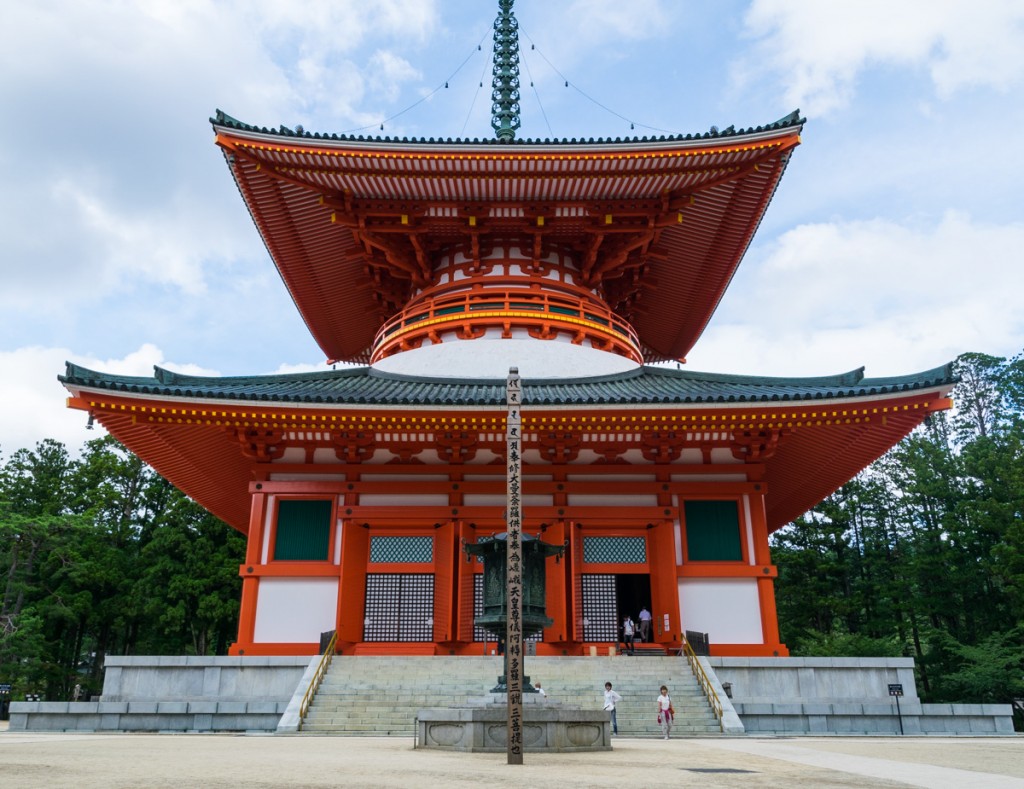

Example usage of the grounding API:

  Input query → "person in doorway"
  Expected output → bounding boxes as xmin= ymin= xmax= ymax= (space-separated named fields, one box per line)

xmin=534 ymin=682 xmax=547 ymax=698
xmin=622 ymin=615 xmax=635 ymax=655
xmin=656 ymin=684 xmax=674 ymax=739
xmin=603 ymin=681 xmax=622 ymax=735
xmin=638 ymin=606 xmax=652 ymax=642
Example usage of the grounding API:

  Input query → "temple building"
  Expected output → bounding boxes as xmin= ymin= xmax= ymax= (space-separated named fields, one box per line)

xmin=60 ymin=2 xmax=953 ymax=658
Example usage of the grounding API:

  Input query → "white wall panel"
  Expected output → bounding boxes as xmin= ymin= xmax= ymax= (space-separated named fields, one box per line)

xmin=679 ymin=578 xmax=763 ymax=644
xmin=254 ymin=578 xmax=338 ymax=643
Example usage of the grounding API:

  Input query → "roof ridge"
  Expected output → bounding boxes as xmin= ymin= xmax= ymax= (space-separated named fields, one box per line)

xmin=645 ymin=365 xmax=867 ymax=387
xmin=210 ymin=108 xmax=805 ymax=147
xmin=60 ymin=361 xmax=956 ymax=406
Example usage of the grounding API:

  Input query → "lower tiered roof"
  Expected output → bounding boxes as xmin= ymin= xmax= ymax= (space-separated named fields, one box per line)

xmin=61 ymin=363 xmax=954 ymax=534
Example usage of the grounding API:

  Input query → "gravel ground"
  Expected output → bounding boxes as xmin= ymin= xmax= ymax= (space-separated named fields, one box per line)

xmin=1 ymin=724 xmax=1022 ymax=789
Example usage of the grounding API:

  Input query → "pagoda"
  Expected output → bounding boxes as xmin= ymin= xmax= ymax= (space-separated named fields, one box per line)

xmin=60 ymin=1 xmax=953 ymax=658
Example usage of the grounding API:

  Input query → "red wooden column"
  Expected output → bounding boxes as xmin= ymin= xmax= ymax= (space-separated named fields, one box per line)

xmin=648 ymin=518 xmax=682 ymax=644
xmin=433 ymin=520 xmax=457 ymax=645
xmin=336 ymin=520 xmax=369 ymax=650
xmin=540 ymin=519 xmax=569 ymax=650
xmin=231 ymin=491 xmax=267 ymax=655
xmin=748 ymin=489 xmax=788 ymax=656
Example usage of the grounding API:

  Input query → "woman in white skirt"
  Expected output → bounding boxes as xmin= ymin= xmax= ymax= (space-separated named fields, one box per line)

xmin=656 ymin=684 xmax=674 ymax=739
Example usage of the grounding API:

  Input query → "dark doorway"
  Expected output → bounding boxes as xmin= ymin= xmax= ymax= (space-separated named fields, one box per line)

xmin=616 ymin=574 xmax=651 ymax=641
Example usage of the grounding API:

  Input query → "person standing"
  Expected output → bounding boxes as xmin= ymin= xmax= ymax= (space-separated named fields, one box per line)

xmin=622 ymin=615 xmax=635 ymax=655
xmin=603 ymin=682 xmax=622 ymax=735
xmin=656 ymin=684 xmax=674 ymax=739
xmin=534 ymin=682 xmax=547 ymax=698
xmin=638 ymin=606 xmax=652 ymax=642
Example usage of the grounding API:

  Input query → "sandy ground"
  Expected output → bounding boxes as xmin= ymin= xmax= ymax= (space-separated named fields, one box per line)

xmin=1 ymin=723 xmax=1022 ymax=789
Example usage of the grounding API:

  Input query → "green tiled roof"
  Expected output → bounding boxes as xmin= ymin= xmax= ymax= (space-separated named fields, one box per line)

xmin=211 ymin=109 xmax=805 ymax=147
xmin=61 ymin=362 xmax=955 ymax=407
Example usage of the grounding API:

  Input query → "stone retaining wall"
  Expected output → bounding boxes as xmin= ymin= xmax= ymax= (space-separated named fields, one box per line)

xmin=708 ymin=657 xmax=1014 ymax=735
xmin=8 ymin=656 xmax=311 ymax=733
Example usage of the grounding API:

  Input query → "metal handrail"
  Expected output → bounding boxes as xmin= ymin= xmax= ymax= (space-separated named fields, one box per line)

xmin=678 ymin=638 xmax=724 ymax=729
xmin=298 ymin=631 xmax=338 ymax=731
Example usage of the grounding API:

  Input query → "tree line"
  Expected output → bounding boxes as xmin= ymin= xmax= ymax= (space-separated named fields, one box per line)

xmin=1 ymin=351 xmax=1021 ymax=722
xmin=772 ymin=352 xmax=1024 ymax=727
xmin=0 ymin=435 xmax=243 ymax=700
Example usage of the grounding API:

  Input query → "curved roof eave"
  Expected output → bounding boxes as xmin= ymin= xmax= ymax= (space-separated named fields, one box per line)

xmin=60 ymin=361 xmax=957 ymax=408
xmin=211 ymin=109 xmax=805 ymax=154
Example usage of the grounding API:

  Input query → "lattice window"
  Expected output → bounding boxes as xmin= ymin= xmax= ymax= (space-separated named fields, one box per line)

xmin=363 ymin=574 xmax=434 ymax=642
xmin=369 ymin=536 xmax=433 ymax=563
xmin=583 ymin=536 xmax=647 ymax=564
xmin=473 ymin=574 xmax=542 ymax=642
xmin=581 ymin=574 xmax=618 ymax=641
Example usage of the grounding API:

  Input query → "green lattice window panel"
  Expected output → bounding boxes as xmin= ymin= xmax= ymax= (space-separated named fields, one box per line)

xmin=583 ymin=536 xmax=647 ymax=564
xmin=369 ymin=536 xmax=434 ymax=563
xmin=273 ymin=499 xmax=331 ymax=561
xmin=684 ymin=500 xmax=742 ymax=561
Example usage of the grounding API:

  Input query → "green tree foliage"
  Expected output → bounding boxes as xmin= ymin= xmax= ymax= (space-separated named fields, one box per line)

xmin=773 ymin=350 xmax=1024 ymax=719
xmin=0 ymin=435 xmax=242 ymax=700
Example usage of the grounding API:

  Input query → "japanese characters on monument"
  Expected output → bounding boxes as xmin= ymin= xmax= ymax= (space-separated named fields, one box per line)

xmin=505 ymin=367 xmax=524 ymax=763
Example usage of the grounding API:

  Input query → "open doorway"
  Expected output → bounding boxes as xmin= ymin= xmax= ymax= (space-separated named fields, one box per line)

xmin=616 ymin=574 xmax=651 ymax=642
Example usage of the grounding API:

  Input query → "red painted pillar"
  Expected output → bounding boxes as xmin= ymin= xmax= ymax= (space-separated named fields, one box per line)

xmin=231 ymin=491 xmax=267 ymax=654
xmin=749 ymin=489 xmax=788 ymax=655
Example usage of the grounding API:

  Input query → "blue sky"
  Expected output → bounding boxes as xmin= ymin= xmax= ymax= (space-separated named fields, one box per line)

xmin=2 ymin=0 xmax=1023 ymax=457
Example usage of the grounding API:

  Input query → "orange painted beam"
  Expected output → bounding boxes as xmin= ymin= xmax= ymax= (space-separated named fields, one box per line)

xmin=677 ymin=564 xmax=777 ymax=578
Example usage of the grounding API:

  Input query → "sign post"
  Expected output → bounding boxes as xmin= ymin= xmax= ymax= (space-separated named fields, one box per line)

xmin=888 ymin=683 xmax=904 ymax=735
xmin=505 ymin=367 xmax=524 ymax=764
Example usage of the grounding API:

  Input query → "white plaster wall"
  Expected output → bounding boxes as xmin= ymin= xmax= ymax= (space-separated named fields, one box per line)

xmin=679 ymin=578 xmax=764 ymax=644
xmin=254 ymin=578 xmax=338 ymax=643
xmin=669 ymin=473 xmax=747 ymax=482
xmin=567 ymin=493 xmax=658 ymax=507
xmin=360 ymin=474 xmax=449 ymax=482
xmin=268 ymin=474 xmax=346 ymax=481
xmin=371 ymin=338 xmax=639 ymax=379
xmin=463 ymin=493 xmax=553 ymax=506
xmin=567 ymin=474 xmax=657 ymax=482
xmin=357 ymin=493 xmax=450 ymax=506
xmin=278 ymin=447 xmax=306 ymax=463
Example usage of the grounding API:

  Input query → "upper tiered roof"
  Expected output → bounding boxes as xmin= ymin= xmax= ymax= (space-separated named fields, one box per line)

xmin=212 ymin=110 xmax=803 ymax=365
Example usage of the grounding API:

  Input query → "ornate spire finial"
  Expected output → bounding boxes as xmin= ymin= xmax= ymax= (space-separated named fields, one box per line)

xmin=491 ymin=0 xmax=521 ymax=141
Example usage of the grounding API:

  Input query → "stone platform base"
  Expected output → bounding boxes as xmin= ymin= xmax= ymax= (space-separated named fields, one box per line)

xmin=416 ymin=697 xmax=611 ymax=752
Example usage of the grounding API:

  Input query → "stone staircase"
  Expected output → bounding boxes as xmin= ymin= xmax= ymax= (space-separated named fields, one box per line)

xmin=299 ymin=655 xmax=722 ymax=736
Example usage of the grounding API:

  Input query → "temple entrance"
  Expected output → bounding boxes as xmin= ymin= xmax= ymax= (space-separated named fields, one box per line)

xmin=616 ymin=574 xmax=652 ymax=642
xmin=580 ymin=574 xmax=651 ymax=643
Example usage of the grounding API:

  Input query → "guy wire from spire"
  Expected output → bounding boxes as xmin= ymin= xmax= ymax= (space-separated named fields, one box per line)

xmin=491 ymin=0 xmax=521 ymax=141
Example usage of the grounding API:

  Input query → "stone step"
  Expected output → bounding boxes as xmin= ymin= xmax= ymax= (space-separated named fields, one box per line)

xmin=298 ymin=655 xmax=722 ymax=736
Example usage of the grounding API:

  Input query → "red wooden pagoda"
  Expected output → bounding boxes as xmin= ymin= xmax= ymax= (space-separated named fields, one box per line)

xmin=61 ymin=1 xmax=953 ymax=657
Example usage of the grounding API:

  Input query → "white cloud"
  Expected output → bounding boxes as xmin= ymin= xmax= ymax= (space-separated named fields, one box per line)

xmin=737 ymin=0 xmax=1024 ymax=115
xmin=688 ymin=211 xmax=1024 ymax=376
xmin=0 ymin=345 xmax=218 ymax=459
xmin=367 ymin=50 xmax=422 ymax=103
xmin=562 ymin=0 xmax=672 ymax=43
xmin=271 ymin=361 xmax=331 ymax=375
